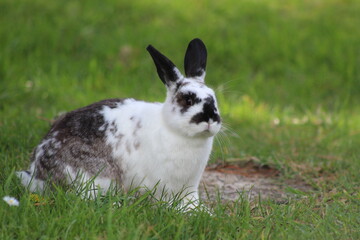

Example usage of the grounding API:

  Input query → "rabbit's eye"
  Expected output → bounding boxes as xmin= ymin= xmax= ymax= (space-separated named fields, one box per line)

xmin=176 ymin=92 xmax=201 ymax=113
xmin=185 ymin=97 xmax=194 ymax=106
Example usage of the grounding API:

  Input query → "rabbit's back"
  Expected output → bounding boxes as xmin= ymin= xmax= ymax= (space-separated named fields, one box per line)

xmin=30 ymin=98 xmax=138 ymax=185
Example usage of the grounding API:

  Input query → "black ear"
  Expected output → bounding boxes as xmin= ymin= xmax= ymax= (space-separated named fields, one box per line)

xmin=184 ymin=38 xmax=207 ymax=79
xmin=147 ymin=45 xmax=181 ymax=86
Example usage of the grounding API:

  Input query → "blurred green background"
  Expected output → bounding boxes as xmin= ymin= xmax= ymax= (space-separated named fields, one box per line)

xmin=1 ymin=0 xmax=360 ymax=239
xmin=1 ymin=0 xmax=359 ymax=188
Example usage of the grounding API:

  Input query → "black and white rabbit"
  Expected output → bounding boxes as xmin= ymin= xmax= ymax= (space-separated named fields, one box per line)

xmin=17 ymin=38 xmax=221 ymax=208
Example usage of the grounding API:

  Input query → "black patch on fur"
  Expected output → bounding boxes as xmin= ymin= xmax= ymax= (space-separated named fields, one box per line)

xmin=109 ymin=120 xmax=118 ymax=135
xmin=176 ymin=92 xmax=201 ymax=113
xmin=174 ymin=81 xmax=182 ymax=94
xmin=190 ymin=96 xmax=221 ymax=124
xmin=51 ymin=98 xmax=123 ymax=143
xmin=32 ymin=98 xmax=126 ymax=183
xmin=174 ymin=81 xmax=191 ymax=94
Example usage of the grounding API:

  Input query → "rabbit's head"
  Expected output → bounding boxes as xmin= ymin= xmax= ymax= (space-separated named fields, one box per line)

xmin=147 ymin=38 xmax=221 ymax=138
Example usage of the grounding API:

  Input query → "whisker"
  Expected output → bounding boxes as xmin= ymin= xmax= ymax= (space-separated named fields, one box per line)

xmin=212 ymin=119 xmax=240 ymax=163
xmin=213 ymin=135 xmax=225 ymax=162
xmin=221 ymin=122 xmax=240 ymax=139
xmin=215 ymin=78 xmax=242 ymax=95
xmin=217 ymin=133 xmax=231 ymax=157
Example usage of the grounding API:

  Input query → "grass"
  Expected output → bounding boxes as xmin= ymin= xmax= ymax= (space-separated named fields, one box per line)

xmin=1 ymin=0 xmax=360 ymax=239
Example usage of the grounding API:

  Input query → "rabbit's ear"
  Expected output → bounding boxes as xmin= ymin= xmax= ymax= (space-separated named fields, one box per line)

xmin=147 ymin=45 xmax=182 ymax=86
xmin=184 ymin=38 xmax=207 ymax=82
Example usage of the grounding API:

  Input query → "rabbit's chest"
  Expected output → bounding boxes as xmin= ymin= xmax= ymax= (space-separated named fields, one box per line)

xmin=123 ymin=135 xmax=213 ymax=190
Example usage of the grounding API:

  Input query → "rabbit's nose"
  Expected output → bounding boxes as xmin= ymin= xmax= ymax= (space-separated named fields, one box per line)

xmin=212 ymin=113 xmax=221 ymax=123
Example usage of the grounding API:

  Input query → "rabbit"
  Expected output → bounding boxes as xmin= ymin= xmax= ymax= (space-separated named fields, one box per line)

xmin=17 ymin=38 xmax=221 ymax=209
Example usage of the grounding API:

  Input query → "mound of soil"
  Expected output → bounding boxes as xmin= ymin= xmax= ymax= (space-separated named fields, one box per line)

xmin=199 ymin=159 xmax=312 ymax=203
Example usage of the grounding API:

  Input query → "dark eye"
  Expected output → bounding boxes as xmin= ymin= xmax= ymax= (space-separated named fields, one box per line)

xmin=176 ymin=92 xmax=201 ymax=111
xmin=185 ymin=96 xmax=194 ymax=106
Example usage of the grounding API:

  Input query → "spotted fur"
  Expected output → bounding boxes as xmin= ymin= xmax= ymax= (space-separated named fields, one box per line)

xmin=17 ymin=38 xmax=221 ymax=210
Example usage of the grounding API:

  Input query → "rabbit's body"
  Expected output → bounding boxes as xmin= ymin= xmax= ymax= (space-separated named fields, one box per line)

xmin=17 ymin=38 xmax=221 ymax=208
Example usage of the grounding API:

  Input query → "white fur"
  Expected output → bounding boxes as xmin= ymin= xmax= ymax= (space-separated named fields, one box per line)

xmin=64 ymin=165 xmax=113 ymax=198
xmin=18 ymin=39 xmax=221 ymax=210
xmin=16 ymin=162 xmax=45 ymax=192
xmin=98 ymin=75 xmax=221 ymax=207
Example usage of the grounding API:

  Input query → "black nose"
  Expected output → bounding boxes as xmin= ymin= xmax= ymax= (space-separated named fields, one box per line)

xmin=190 ymin=96 xmax=221 ymax=124
xmin=203 ymin=101 xmax=221 ymax=122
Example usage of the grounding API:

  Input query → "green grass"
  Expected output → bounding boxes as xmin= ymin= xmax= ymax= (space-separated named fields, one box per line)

xmin=1 ymin=0 xmax=360 ymax=239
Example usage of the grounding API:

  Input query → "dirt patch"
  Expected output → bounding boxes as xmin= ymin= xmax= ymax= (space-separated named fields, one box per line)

xmin=199 ymin=159 xmax=313 ymax=203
